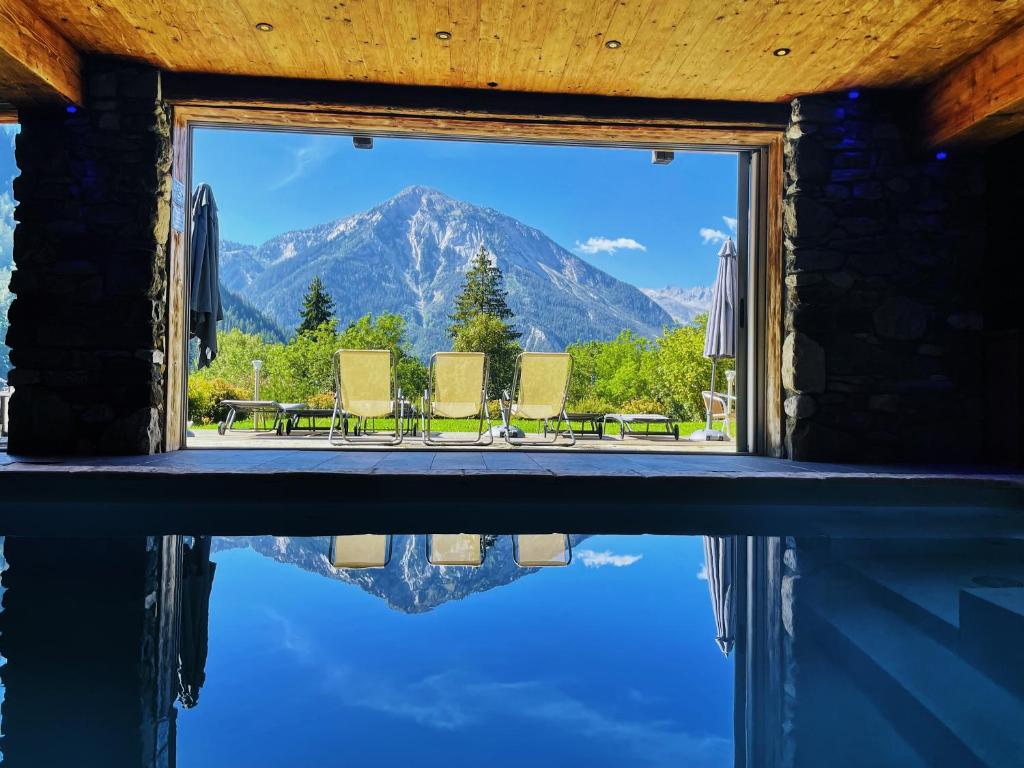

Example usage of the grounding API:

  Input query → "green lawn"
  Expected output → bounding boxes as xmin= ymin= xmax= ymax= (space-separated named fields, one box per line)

xmin=192 ymin=415 xmax=724 ymax=438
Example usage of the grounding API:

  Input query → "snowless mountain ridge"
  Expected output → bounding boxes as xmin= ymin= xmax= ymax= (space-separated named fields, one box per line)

xmin=219 ymin=186 xmax=706 ymax=357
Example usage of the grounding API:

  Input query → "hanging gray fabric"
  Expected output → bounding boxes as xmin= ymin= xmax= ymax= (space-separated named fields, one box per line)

xmin=190 ymin=183 xmax=222 ymax=369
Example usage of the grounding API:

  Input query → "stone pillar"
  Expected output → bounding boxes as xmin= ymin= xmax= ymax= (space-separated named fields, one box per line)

xmin=782 ymin=92 xmax=986 ymax=462
xmin=0 ymin=536 xmax=181 ymax=766
xmin=6 ymin=58 xmax=171 ymax=455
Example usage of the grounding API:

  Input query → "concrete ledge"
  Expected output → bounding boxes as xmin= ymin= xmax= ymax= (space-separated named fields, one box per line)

xmin=0 ymin=450 xmax=1021 ymax=537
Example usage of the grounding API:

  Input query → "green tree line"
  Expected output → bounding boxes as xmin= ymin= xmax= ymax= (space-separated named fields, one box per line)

xmin=189 ymin=246 xmax=731 ymax=424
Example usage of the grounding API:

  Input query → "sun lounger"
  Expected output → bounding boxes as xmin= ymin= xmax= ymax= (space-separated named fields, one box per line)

xmin=422 ymin=352 xmax=493 ymax=445
xmin=513 ymin=534 xmax=572 ymax=567
xmin=500 ymin=352 xmax=575 ymax=446
xmin=602 ymin=412 xmax=679 ymax=440
xmin=426 ymin=533 xmax=484 ymax=566
xmin=216 ymin=399 xmax=285 ymax=435
xmin=328 ymin=349 xmax=403 ymax=445
xmin=328 ymin=535 xmax=392 ymax=568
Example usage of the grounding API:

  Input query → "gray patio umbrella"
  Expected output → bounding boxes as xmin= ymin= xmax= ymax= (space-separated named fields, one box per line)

xmin=692 ymin=236 xmax=737 ymax=440
xmin=703 ymin=535 xmax=735 ymax=656
xmin=190 ymin=183 xmax=222 ymax=369
xmin=178 ymin=536 xmax=216 ymax=708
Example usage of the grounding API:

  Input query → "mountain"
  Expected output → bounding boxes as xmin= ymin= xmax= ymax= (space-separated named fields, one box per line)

xmin=641 ymin=285 xmax=713 ymax=325
xmin=218 ymin=187 xmax=673 ymax=358
xmin=213 ymin=534 xmax=585 ymax=613
xmin=220 ymin=285 xmax=286 ymax=342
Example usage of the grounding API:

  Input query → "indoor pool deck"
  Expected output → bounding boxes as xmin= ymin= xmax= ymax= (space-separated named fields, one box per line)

xmin=1 ymin=450 xmax=1022 ymax=538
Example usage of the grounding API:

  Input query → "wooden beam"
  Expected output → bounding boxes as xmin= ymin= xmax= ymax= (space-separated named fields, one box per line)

xmin=162 ymin=72 xmax=790 ymax=140
xmin=922 ymin=21 xmax=1024 ymax=147
xmin=0 ymin=0 xmax=81 ymax=106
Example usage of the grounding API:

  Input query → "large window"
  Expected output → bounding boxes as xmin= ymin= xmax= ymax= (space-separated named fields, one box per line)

xmin=184 ymin=129 xmax=745 ymax=453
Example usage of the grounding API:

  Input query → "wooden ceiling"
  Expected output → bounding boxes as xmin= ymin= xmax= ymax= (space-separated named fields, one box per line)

xmin=14 ymin=0 xmax=1024 ymax=103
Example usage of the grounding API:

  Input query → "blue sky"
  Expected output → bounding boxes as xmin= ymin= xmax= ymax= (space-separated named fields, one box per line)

xmin=193 ymin=129 xmax=738 ymax=289
xmin=177 ymin=534 xmax=733 ymax=767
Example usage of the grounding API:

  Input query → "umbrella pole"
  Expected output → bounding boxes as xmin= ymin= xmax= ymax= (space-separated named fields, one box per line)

xmin=706 ymin=357 xmax=718 ymax=432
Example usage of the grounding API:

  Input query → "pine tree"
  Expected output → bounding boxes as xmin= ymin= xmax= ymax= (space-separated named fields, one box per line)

xmin=448 ymin=246 xmax=522 ymax=397
xmin=447 ymin=246 xmax=520 ymax=339
xmin=297 ymin=276 xmax=336 ymax=335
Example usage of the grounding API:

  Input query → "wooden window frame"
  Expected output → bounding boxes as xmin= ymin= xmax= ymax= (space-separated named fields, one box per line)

xmin=164 ymin=102 xmax=784 ymax=456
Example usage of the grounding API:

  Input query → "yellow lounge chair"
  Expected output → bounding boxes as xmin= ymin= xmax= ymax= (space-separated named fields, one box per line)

xmin=426 ymin=533 xmax=485 ymax=566
xmin=328 ymin=534 xmax=392 ymax=568
xmin=501 ymin=352 xmax=575 ymax=446
xmin=328 ymin=349 xmax=403 ymax=445
xmin=422 ymin=352 xmax=493 ymax=446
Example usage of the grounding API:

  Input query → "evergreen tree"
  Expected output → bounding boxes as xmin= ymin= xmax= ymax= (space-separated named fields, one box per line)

xmin=448 ymin=246 xmax=521 ymax=397
xmin=297 ymin=276 xmax=336 ymax=335
xmin=447 ymin=246 xmax=520 ymax=339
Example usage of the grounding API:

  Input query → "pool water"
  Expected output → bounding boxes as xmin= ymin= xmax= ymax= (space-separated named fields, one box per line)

xmin=0 ymin=532 xmax=1021 ymax=767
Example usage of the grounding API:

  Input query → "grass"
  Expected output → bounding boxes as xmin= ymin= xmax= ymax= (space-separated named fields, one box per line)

xmin=192 ymin=414 xmax=724 ymax=438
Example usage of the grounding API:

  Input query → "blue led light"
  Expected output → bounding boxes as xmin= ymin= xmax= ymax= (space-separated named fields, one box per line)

xmin=935 ymin=151 xmax=948 ymax=161
xmin=848 ymin=90 xmax=860 ymax=100
xmin=65 ymin=105 xmax=78 ymax=114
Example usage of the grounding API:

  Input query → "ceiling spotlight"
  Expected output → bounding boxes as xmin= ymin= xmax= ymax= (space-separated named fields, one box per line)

xmin=651 ymin=150 xmax=674 ymax=165
xmin=605 ymin=39 xmax=622 ymax=49
xmin=353 ymin=136 xmax=373 ymax=150
xmin=772 ymin=47 xmax=791 ymax=57
xmin=487 ymin=81 xmax=499 ymax=88
xmin=255 ymin=22 xmax=274 ymax=32
xmin=435 ymin=30 xmax=452 ymax=40
xmin=935 ymin=150 xmax=948 ymax=161
xmin=65 ymin=104 xmax=78 ymax=114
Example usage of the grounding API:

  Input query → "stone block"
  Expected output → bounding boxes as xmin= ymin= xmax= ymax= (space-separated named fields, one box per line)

xmin=782 ymin=332 xmax=826 ymax=394
xmin=784 ymin=394 xmax=817 ymax=419
xmin=873 ymin=297 xmax=929 ymax=340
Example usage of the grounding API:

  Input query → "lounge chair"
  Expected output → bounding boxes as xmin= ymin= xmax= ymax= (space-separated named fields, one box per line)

xmin=500 ymin=352 xmax=575 ymax=446
xmin=329 ymin=534 xmax=392 ymax=568
xmin=603 ymin=412 xmax=679 ymax=440
xmin=216 ymin=399 xmax=286 ymax=435
xmin=513 ymin=533 xmax=572 ymax=567
xmin=328 ymin=349 xmax=403 ymax=445
xmin=426 ymin=533 xmax=484 ymax=566
xmin=422 ymin=352 xmax=493 ymax=446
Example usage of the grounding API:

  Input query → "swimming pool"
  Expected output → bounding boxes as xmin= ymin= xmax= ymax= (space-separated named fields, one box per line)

xmin=0 ymin=531 xmax=1020 ymax=767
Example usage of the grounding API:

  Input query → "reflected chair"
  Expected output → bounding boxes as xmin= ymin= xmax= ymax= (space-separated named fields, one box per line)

xmin=426 ymin=533 xmax=485 ymax=566
xmin=328 ymin=349 xmax=403 ymax=445
xmin=513 ymin=534 xmax=572 ymax=567
xmin=500 ymin=352 xmax=575 ymax=446
xmin=422 ymin=352 xmax=493 ymax=446
xmin=328 ymin=535 xmax=393 ymax=568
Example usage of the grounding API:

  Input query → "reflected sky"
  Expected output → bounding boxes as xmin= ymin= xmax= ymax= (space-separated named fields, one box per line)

xmin=178 ymin=535 xmax=733 ymax=767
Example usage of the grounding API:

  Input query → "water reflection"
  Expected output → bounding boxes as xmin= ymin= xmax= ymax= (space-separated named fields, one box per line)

xmin=0 ymin=534 xmax=1019 ymax=766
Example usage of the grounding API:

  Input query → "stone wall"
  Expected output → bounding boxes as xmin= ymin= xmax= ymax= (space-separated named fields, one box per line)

xmin=6 ymin=58 xmax=171 ymax=454
xmin=782 ymin=92 xmax=987 ymax=463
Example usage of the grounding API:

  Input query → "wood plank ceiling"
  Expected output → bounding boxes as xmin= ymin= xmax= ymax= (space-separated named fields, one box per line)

xmin=19 ymin=0 xmax=1024 ymax=103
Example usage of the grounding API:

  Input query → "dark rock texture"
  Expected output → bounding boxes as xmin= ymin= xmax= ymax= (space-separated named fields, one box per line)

xmin=6 ymin=59 xmax=171 ymax=455
xmin=783 ymin=92 xmax=986 ymax=463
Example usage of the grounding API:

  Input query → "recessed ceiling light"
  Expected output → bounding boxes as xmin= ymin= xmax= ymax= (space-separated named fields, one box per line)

xmin=435 ymin=30 xmax=452 ymax=40
xmin=487 ymin=81 xmax=498 ymax=88
xmin=255 ymin=22 xmax=274 ymax=32
xmin=772 ymin=47 xmax=791 ymax=57
xmin=605 ymin=39 xmax=622 ymax=49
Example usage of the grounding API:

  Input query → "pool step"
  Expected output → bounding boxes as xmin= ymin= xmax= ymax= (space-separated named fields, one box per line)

xmin=802 ymin=574 xmax=1024 ymax=768
xmin=959 ymin=587 xmax=1024 ymax=697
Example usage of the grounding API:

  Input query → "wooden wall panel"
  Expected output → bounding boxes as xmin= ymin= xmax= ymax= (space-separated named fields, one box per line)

xmin=164 ymin=110 xmax=189 ymax=452
xmin=764 ymin=137 xmax=785 ymax=458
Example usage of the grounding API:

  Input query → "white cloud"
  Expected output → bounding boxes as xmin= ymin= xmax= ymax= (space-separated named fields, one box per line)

xmin=696 ymin=563 xmax=709 ymax=581
xmin=699 ymin=227 xmax=729 ymax=245
xmin=722 ymin=215 xmax=737 ymax=232
xmin=270 ymin=135 xmax=339 ymax=190
xmin=575 ymin=236 xmax=647 ymax=256
xmin=0 ymin=193 xmax=14 ymax=265
xmin=0 ymin=125 xmax=17 ymax=151
xmin=576 ymin=549 xmax=643 ymax=568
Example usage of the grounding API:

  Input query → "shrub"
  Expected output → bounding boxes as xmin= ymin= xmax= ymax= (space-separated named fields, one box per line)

xmin=188 ymin=377 xmax=249 ymax=424
xmin=618 ymin=397 xmax=667 ymax=416
xmin=566 ymin=395 xmax=617 ymax=415
xmin=307 ymin=392 xmax=335 ymax=409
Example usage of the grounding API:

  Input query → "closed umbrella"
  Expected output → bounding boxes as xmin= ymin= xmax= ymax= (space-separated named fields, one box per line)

xmin=190 ymin=183 xmax=222 ymax=369
xmin=178 ymin=536 xmax=216 ymax=708
xmin=703 ymin=535 xmax=735 ymax=656
xmin=692 ymin=236 xmax=737 ymax=441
